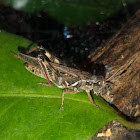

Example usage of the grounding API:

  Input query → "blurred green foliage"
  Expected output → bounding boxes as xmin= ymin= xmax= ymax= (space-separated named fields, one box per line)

xmin=4 ymin=0 xmax=135 ymax=26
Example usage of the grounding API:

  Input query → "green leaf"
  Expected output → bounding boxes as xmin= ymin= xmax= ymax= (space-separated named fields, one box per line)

xmin=0 ymin=30 xmax=139 ymax=140
xmin=4 ymin=0 xmax=135 ymax=26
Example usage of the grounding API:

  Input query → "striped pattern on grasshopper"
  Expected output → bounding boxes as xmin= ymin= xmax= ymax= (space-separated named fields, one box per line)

xmin=11 ymin=46 xmax=112 ymax=109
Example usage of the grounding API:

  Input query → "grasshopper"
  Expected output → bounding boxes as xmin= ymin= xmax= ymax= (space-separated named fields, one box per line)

xmin=11 ymin=46 xmax=111 ymax=109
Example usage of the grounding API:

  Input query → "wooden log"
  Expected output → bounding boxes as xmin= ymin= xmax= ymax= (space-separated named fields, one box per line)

xmin=88 ymin=9 xmax=140 ymax=118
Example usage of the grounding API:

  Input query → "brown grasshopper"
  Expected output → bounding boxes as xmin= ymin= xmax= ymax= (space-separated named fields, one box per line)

xmin=11 ymin=46 xmax=111 ymax=109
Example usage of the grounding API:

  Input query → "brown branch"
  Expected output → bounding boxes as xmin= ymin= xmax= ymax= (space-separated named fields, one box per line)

xmin=89 ymin=9 xmax=140 ymax=117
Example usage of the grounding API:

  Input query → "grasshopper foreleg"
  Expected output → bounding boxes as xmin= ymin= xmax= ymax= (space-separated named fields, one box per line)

xmin=59 ymin=89 xmax=99 ymax=110
xmin=86 ymin=90 xmax=99 ymax=108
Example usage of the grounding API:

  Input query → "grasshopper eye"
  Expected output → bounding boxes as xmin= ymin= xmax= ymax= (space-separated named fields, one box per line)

xmin=97 ymin=81 xmax=101 ymax=85
xmin=86 ymin=81 xmax=92 ymax=85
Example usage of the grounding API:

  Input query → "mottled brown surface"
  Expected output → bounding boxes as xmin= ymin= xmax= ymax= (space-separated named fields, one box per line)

xmin=88 ymin=9 xmax=140 ymax=117
xmin=91 ymin=120 xmax=140 ymax=140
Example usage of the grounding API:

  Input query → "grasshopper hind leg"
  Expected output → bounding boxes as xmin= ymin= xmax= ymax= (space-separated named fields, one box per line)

xmin=26 ymin=45 xmax=64 ymax=65
xmin=37 ymin=58 xmax=52 ymax=86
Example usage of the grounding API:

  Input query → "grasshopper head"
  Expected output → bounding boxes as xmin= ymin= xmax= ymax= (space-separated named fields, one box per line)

xmin=84 ymin=79 xmax=105 ymax=92
xmin=92 ymin=79 xmax=113 ymax=96
xmin=89 ymin=75 xmax=106 ymax=95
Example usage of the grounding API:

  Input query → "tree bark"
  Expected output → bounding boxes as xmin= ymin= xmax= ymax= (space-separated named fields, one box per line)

xmin=88 ymin=9 xmax=140 ymax=118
